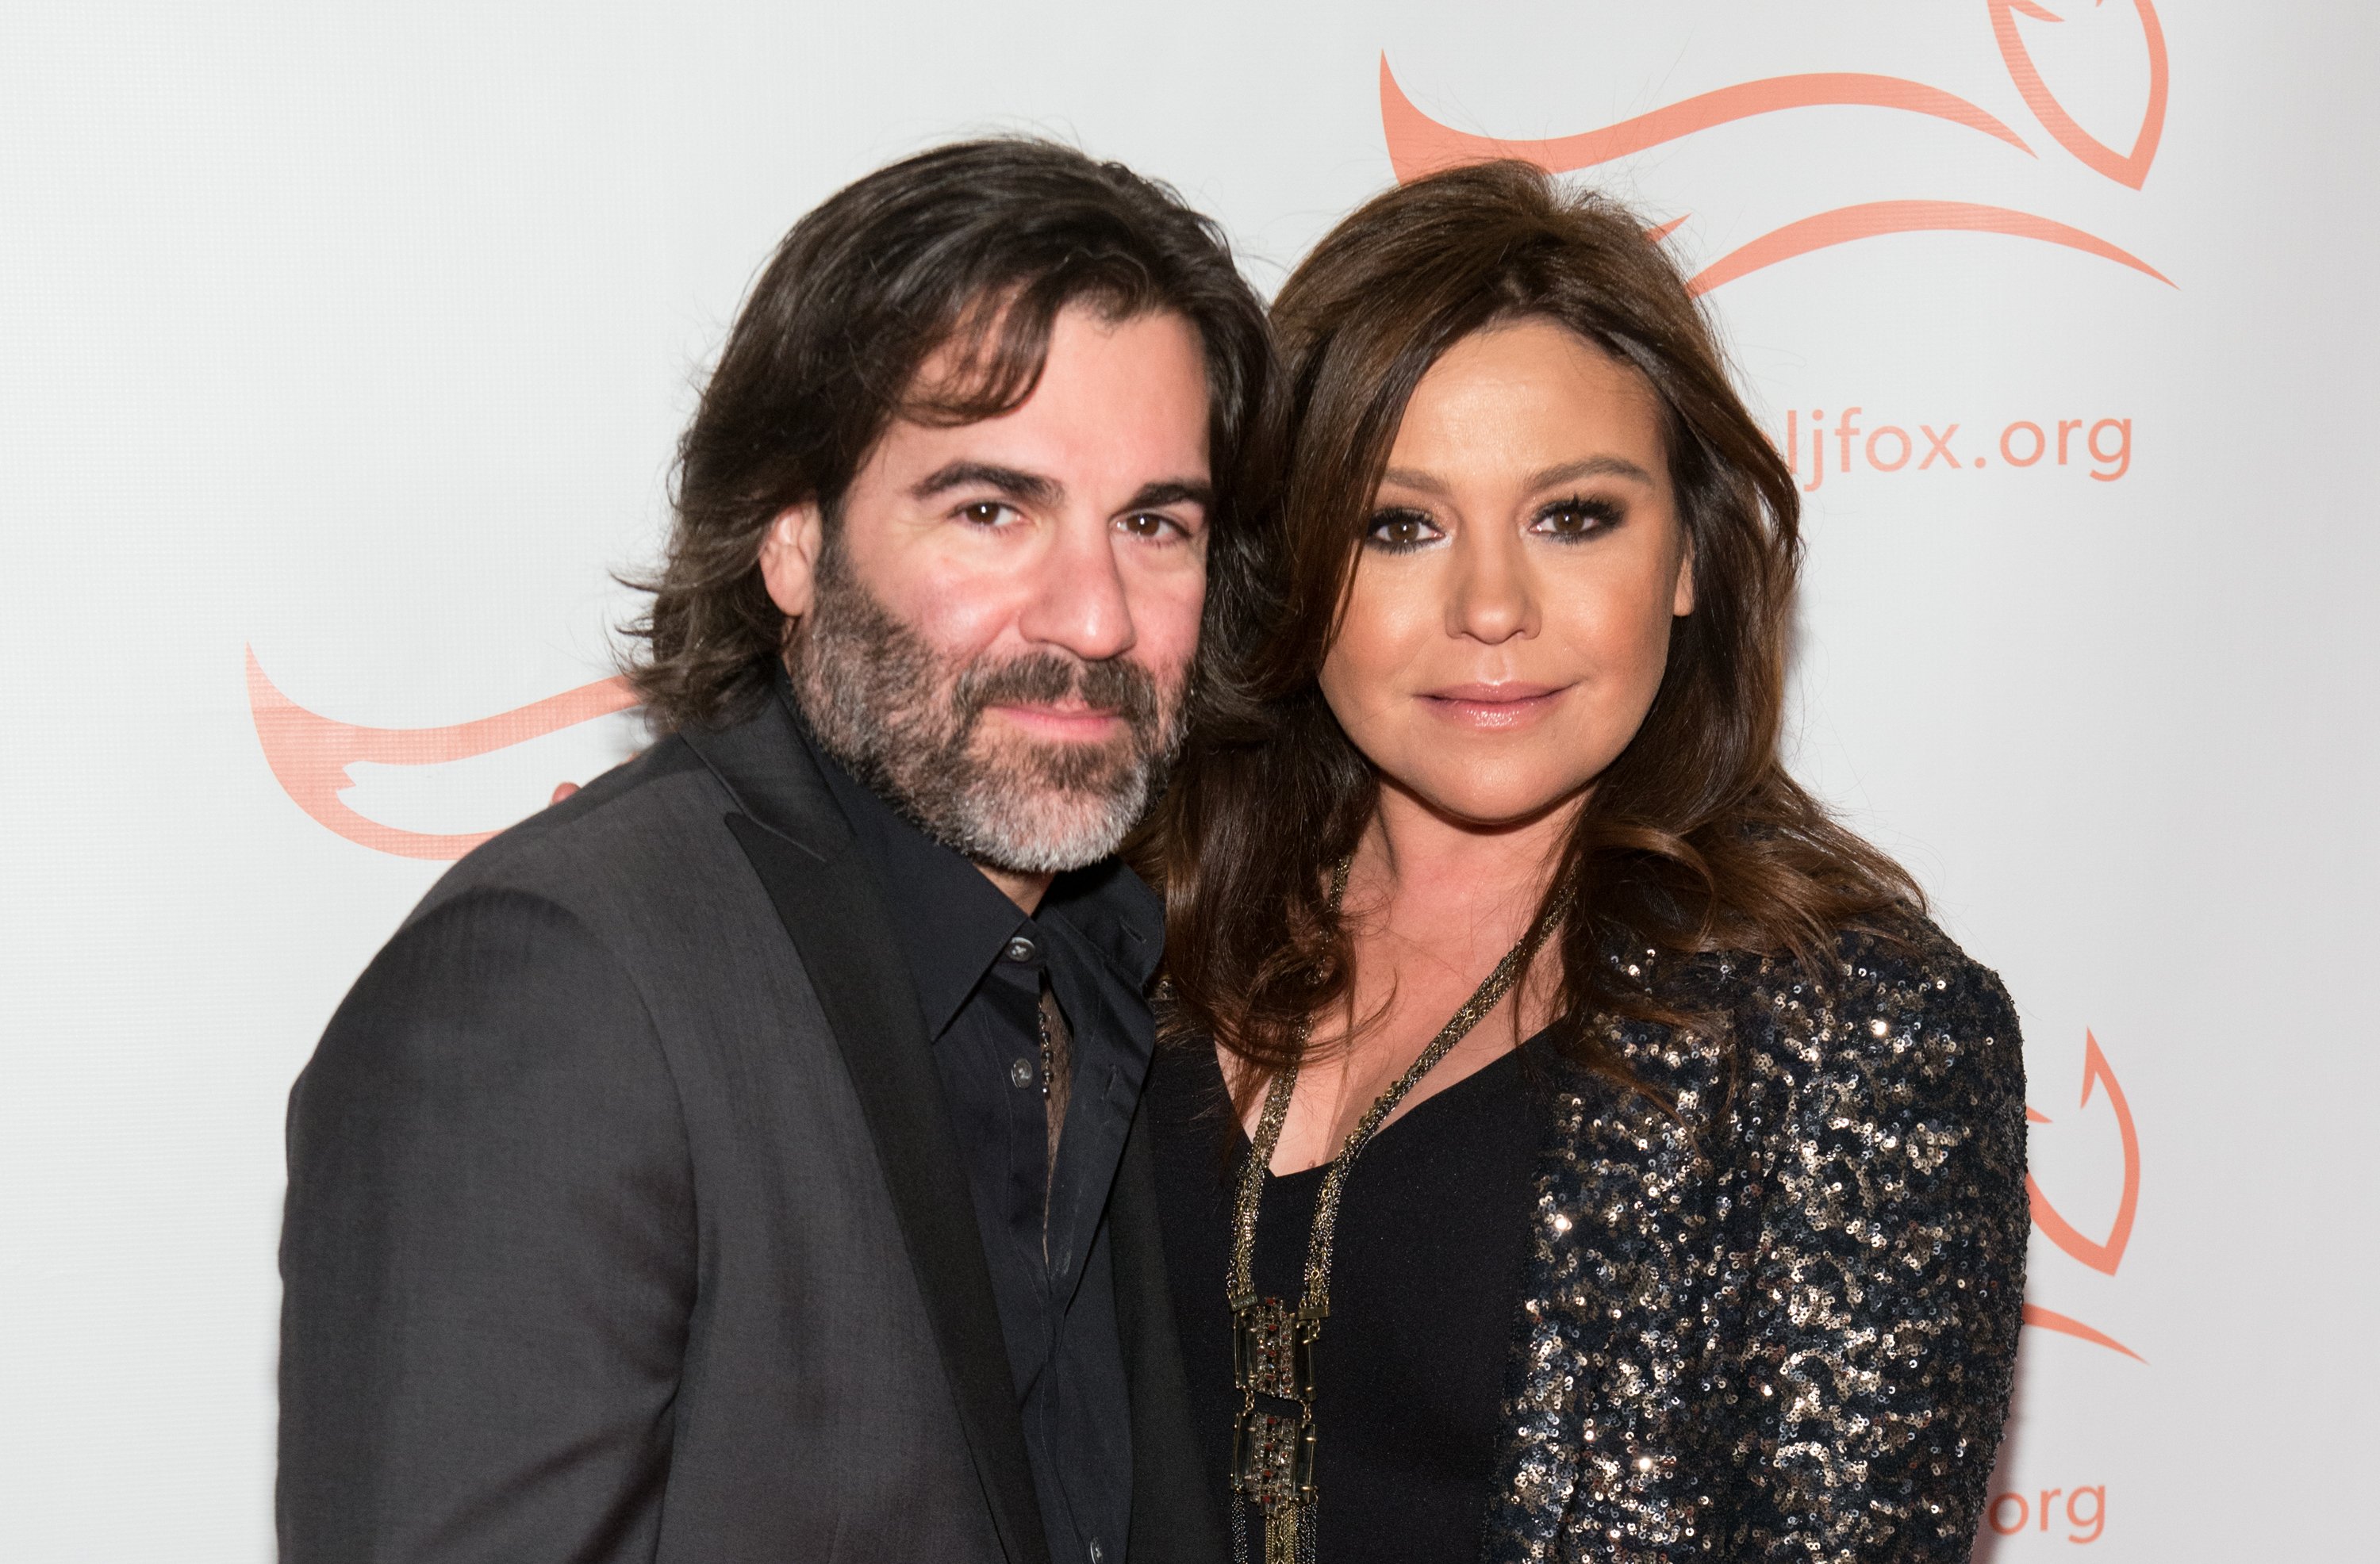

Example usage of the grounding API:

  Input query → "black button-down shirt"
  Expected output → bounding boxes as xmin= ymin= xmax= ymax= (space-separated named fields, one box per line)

xmin=804 ymin=723 xmax=1159 ymax=1564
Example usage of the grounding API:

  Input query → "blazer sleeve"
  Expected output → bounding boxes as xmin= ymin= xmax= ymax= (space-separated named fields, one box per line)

xmin=1725 ymin=944 xmax=2029 ymax=1561
xmin=278 ymin=887 xmax=697 ymax=1564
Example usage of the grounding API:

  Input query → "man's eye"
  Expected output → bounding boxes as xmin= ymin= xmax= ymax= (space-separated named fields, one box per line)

xmin=958 ymin=501 xmax=1015 ymax=527
xmin=1118 ymin=513 xmax=1180 ymax=540
xmin=1365 ymin=509 xmax=1441 ymax=552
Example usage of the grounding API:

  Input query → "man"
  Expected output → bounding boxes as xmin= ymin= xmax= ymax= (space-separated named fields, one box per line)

xmin=278 ymin=139 xmax=1274 ymax=1564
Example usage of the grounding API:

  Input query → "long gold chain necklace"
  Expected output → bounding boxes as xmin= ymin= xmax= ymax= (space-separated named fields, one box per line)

xmin=1226 ymin=861 xmax=1573 ymax=1564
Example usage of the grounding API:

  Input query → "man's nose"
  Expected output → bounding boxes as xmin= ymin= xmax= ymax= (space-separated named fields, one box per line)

xmin=1015 ymin=513 xmax=1136 ymax=662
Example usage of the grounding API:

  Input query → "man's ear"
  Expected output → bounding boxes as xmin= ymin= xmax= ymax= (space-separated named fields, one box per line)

xmin=758 ymin=502 xmax=825 ymax=621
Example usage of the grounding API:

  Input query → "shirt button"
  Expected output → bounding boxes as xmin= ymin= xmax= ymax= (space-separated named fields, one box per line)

xmin=1003 ymin=934 xmax=1038 ymax=964
xmin=1008 ymin=1057 xmax=1035 ymax=1090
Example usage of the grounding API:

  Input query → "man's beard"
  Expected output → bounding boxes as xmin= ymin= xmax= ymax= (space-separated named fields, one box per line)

xmin=788 ymin=540 xmax=1188 ymax=876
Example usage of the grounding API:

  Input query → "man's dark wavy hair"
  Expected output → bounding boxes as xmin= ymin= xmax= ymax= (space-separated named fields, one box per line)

xmin=624 ymin=137 xmax=1280 ymax=733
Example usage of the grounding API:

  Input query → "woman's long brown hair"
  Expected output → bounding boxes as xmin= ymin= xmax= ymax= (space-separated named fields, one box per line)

xmin=1140 ymin=162 xmax=1921 ymax=1095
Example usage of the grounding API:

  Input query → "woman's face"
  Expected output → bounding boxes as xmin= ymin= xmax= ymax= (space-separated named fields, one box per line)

xmin=1318 ymin=317 xmax=1695 ymax=828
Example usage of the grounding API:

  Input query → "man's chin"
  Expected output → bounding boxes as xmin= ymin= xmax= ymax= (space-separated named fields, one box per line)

xmin=950 ymin=760 xmax=1157 ymax=876
xmin=959 ymin=802 xmax=1139 ymax=876
xmin=969 ymin=729 xmax=1143 ymax=795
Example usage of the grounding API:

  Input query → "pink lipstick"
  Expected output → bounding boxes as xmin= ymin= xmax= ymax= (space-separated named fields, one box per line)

xmin=1417 ymin=682 xmax=1569 ymax=731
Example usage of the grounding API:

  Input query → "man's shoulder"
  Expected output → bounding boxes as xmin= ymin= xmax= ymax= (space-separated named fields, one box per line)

xmin=413 ymin=735 xmax=737 ymax=920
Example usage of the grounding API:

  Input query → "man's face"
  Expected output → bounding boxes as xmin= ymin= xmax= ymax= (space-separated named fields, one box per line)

xmin=761 ymin=301 xmax=1213 ymax=876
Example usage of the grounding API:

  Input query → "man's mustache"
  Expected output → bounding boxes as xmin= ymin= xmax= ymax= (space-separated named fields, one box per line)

xmin=953 ymin=651 xmax=1161 ymax=735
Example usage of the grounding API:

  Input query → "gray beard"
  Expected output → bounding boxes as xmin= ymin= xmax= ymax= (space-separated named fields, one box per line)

xmin=787 ymin=540 xmax=1185 ymax=876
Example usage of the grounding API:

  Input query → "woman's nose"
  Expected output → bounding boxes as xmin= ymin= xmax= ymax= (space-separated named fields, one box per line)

xmin=1445 ymin=528 xmax=1537 ymax=645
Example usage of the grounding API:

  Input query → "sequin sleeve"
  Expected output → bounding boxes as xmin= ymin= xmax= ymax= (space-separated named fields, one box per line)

xmin=1481 ymin=927 xmax=2029 ymax=1564
xmin=1715 ymin=934 xmax=2029 ymax=1561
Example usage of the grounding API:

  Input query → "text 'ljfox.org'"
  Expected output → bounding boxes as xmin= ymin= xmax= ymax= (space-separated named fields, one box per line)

xmin=1776 ymin=408 xmax=2133 ymax=490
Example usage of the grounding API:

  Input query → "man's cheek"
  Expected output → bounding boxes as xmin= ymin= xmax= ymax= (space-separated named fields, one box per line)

xmin=900 ymin=587 xmax=1015 ymax=666
xmin=1142 ymin=572 xmax=1207 ymax=665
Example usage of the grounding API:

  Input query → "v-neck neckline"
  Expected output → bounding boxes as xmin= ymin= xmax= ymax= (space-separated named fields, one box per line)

xmin=1219 ymin=1029 xmax=1549 ymax=1183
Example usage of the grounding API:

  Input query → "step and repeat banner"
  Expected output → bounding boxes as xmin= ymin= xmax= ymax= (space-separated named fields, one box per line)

xmin=5 ymin=2 xmax=2373 ymax=1558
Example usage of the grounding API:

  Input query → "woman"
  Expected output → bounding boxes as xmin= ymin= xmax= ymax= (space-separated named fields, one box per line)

xmin=1142 ymin=163 xmax=2027 ymax=1564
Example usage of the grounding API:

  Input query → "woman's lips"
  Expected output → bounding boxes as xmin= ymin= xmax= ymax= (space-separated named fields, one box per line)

xmin=1417 ymin=683 xmax=1570 ymax=730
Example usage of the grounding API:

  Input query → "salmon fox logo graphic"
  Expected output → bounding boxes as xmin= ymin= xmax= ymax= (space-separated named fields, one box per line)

xmin=1381 ymin=0 xmax=2172 ymax=294
xmin=244 ymin=647 xmax=635 ymax=861
xmin=2022 ymin=1031 xmax=2144 ymax=1360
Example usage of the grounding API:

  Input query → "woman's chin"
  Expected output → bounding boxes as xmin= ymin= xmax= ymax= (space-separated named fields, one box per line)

xmin=1383 ymin=768 xmax=1599 ymax=834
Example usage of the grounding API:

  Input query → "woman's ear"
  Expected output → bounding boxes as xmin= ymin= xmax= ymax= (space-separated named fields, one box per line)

xmin=758 ymin=502 xmax=825 ymax=620
xmin=1672 ymin=531 xmax=1696 ymax=618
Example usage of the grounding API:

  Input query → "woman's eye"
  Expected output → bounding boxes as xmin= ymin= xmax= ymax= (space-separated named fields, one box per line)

xmin=1534 ymin=496 xmax=1622 ymax=540
xmin=1365 ymin=510 xmax=1441 ymax=551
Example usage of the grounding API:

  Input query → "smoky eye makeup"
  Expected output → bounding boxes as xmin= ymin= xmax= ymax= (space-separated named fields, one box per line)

xmin=1531 ymin=493 xmax=1626 ymax=542
xmin=1363 ymin=506 xmax=1442 ymax=553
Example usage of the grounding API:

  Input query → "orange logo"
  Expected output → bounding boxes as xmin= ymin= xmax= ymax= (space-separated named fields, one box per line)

xmin=245 ymin=647 xmax=635 ymax=860
xmin=2021 ymin=1031 xmax=2144 ymax=1360
xmin=1381 ymin=0 xmax=2173 ymax=294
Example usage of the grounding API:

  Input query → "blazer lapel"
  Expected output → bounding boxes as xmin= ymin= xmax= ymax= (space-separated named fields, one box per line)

xmin=684 ymin=696 xmax=1051 ymax=1564
xmin=1109 ymin=1093 xmax=1233 ymax=1564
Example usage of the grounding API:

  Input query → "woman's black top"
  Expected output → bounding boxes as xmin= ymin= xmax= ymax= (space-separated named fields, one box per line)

xmin=1146 ymin=1036 xmax=1551 ymax=1564
xmin=1147 ymin=923 xmax=2031 ymax=1562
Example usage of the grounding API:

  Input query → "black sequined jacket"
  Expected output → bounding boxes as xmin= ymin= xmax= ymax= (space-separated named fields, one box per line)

xmin=1482 ymin=918 xmax=2028 ymax=1562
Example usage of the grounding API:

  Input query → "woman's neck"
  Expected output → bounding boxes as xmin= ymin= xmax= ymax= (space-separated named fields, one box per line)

xmin=1349 ymin=780 xmax=1584 ymax=955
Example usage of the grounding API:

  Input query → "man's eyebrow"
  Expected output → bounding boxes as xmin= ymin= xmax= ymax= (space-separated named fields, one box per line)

xmin=909 ymin=462 xmax=1064 ymax=508
xmin=1526 ymin=454 xmax=1657 ymax=490
xmin=1122 ymin=478 xmax=1214 ymax=513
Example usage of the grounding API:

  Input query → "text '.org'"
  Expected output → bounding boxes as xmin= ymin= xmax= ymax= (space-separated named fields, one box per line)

xmin=1988 ymin=1484 xmax=2108 ymax=1546
xmin=1773 ymin=408 xmax=2133 ymax=490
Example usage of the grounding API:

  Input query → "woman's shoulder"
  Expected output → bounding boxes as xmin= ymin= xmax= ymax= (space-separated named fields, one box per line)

xmin=1668 ymin=910 xmax=2015 ymax=1038
xmin=1626 ymin=912 xmax=2025 ymax=1125
xmin=1812 ymin=913 xmax=2019 ymax=1049
xmin=1753 ymin=915 xmax=2024 ymax=1148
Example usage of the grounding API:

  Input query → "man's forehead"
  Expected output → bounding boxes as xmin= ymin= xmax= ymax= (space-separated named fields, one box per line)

xmin=861 ymin=307 xmax=1211 ymax=494
xmin=916 ymin=300 xmax=1205 ymax=409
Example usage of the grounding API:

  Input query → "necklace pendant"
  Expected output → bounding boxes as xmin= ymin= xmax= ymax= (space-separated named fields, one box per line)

xmin=1230 ymin=1401 xmax=1316 ymax=1508
xmin=1230 ymin=1296 xmax=1319 ymax=1535
xmin=1230 ymin=1297 xmax=1315 ymax=1402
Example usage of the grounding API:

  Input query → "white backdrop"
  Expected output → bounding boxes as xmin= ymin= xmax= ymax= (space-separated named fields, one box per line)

xmin=5 ymin=2 xmax=2374 ymax=1558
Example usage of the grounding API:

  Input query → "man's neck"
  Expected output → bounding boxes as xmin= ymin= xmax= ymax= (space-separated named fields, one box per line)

xmin=975 ymin=862 xmax=1054 ymax=914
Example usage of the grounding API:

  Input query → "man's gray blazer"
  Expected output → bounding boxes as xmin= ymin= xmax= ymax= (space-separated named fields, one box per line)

xmin=277 ymin=688 xmax=1225 ymax=1564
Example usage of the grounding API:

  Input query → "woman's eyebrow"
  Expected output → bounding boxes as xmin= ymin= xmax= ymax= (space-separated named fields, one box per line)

xmin=1380 ymin=466 xmax=1452 ymax=496
xmin=1379 ymin=455 xmax=1655 ymax=497
xmin=1526 ymin=454 xmax=1655 ymax=489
